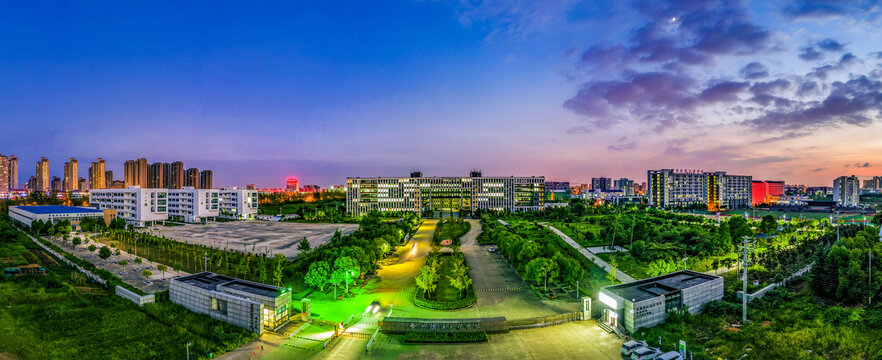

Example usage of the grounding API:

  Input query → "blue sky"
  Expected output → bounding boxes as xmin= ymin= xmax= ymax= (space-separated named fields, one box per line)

xmin=2 ymin=1 xmax=882 ymax=187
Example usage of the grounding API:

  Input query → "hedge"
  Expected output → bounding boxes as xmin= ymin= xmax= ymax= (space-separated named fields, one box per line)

xmin=413 ymin=285 xmax=476 ymax=310
xmin=403 ymin=331 xmax=488 ymax=344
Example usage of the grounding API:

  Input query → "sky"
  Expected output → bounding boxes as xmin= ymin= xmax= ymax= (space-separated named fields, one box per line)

xmin=2 ymin=0 xmax=882 ymax=188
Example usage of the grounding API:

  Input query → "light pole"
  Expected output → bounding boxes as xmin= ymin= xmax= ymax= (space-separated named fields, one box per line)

xmin=186 ymin=342 xmax=191 ymax=360
xmin=541 ymin=267 xmax=548 ymax=294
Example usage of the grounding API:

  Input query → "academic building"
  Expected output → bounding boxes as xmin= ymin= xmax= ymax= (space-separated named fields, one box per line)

xmin=345 ymin=171 xmax=545 ymax=216
xmin=648 ymin=169 xmax=752 ymax=211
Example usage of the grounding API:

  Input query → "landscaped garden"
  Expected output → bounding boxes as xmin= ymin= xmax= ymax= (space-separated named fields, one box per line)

xmin=432 ymin=217 xmax=471 ymax=245
xmin=414 ymin=244 xmax=475 ymax=310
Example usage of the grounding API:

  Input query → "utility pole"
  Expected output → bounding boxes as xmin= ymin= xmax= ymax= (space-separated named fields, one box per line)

xmin=870 ymin=252 xmax=873 ymax=305
xmin=203 ymin=252 xmax=209 ymax=272
xmin=741 ymin=235 xmax=753 ymax=325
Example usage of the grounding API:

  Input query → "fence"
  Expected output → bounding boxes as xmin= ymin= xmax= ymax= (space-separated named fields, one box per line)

xmin=115 ymin=286 xmax=155 ymax=306
xmin=365 ymin=327 xmax=381 ymax=352
xmin=381 ymin=316 xmax=509 ymax=334
xmin=737 ymin=263 xmax=814 ymax=303
xmin=507 ymin=312 xmax=583 ymax=330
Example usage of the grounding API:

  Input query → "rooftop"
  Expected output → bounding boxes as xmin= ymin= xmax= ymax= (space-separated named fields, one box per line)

xmin=12 ymin=205 xmax=103 ymax=214
xmin=603 ymin=270 xmax=720 ymax=302
xmin=175 ymin=272 xmax=283 ymax=298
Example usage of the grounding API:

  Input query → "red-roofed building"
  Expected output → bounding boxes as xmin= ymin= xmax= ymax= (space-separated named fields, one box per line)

xmin=752 ymin=180 xmax=785 ymax=206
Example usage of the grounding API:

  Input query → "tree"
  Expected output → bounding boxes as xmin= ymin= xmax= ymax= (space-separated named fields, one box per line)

xmin=119 ymin=259 xmax=128 ymax=272
xmin=297 ymin=237 xmax=311 ymax=253
xmin=142 ymin=269 xmax=152 ymax=279
xmin=305 ymin=260 xmax=331 ymax=291
xmin=334 ymin=256 xmax=359 ymax=295
xmin=88 ymin=244 xmax=97 ymax=256
xmin=759 ymin=215 xmax=777 ymax=234
xmin=174 ymin=262 xmax=183 ymax=275
xmin=157 ymin=264 xmax=167 ymax=279
xmin=98 ymin=246 xmax=112 ymax=260
xmin=415 ymin=264 xmax=439 ymax=297
xmin=114 ymin=249 xmax=121 ymax=261
xmin=517 ymin=241 xmax=540 ymax=265
xmin=525 ymin=257 xmax=557 ymax=288
xmin=447 ymin=261 xmax=471 ymax=298
xmin=272 ymin=254 xmax=286 ymax=286
xmin=553 ymin=252 xmax=581 ymax=284
xmin=630 ymin=240 xmax=646 ymax=259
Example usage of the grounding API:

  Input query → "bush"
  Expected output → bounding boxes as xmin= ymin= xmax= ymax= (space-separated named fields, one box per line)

xmin=403 ymin=331 xmax=488 ymax=344
xmin=413 ymin=285 xmax=476 ymax=310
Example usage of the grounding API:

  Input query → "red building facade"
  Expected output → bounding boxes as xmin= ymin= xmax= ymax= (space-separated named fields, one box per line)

xmin=752 ymin=180 xmax=785 ymax=206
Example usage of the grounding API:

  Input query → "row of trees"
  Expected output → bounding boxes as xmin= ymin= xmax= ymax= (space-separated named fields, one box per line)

xmin=415 ymin=244 xmax=473 ymax=299
xmin=300 ymin=212 xmax=418 ymax=298
xmin=811 ymin=225 xmax=882 ymax=304
xmin=483 ymin=220 xmax=584 ymax=288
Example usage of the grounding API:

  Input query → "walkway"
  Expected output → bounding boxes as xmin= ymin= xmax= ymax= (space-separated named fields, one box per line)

xmin=542 ymin=224 xmax=636 ymax=283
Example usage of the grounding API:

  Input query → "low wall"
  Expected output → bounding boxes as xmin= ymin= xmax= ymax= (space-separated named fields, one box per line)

xmin=116 ymin=286 xmax=156 ymax=306
xmin=381 ymin=316 xmax=509 ymax=334
xmin=737 ymin=263 xmax=814 ymax=303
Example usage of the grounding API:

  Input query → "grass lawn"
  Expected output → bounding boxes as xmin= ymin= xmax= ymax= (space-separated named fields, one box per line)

xmin=0 ymin=224 xmax=256 ymax=360
xmin=596 ymin=252 xmax=740 ymax=280
xmin=433 ymin=220 xmax=470 ymax=244
xmin=549 ymin=222 xmax=605 ymax=247
xmin=432 ymin=256 xmax=463 ymax=302
xmin=716 ymin=209 xmax=870 ymax=223
xmin=639 ymin=280 xmax=882 ymax=359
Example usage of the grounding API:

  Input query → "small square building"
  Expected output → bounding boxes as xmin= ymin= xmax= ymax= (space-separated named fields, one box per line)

xmin=599 ymin=270 xmax=723 ymax=333
xmin=170 ymin=272 xmax=291 ymax=334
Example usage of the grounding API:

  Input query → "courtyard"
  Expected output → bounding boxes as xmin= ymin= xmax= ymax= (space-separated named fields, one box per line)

xmin=148 ymin=221 xmax=359 ymax=259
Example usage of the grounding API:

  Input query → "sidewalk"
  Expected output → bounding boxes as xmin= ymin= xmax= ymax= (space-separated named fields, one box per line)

xmin=542 ymin=224 xmax=636 ymax=283
xmin=45 ymin=232 xmax=188 ymax=293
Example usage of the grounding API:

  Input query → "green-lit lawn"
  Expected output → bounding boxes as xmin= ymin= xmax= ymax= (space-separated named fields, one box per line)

xmin=433 ymin=256 xmax=463 ymax=302
xmin=596 ymin=252 xmax=740 ymax=280
xmin=714 ymin=209 xmax=870 ymax=223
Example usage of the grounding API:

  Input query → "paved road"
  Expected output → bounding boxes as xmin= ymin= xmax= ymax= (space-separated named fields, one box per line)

xmin=542 ymin=224 xmax=636 ymax=283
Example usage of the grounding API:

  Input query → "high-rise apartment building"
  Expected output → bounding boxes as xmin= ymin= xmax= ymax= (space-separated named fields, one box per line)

xmin=863 ymin=176 xmax=882 ymax=190
xmin=199 ymin=170 xmax=213 ymax=189
xmin=614 ymin=178 xmax=635 ymax=196
xmin=833 ymin=176 xmax=860 ymax=207
xmin=35 ymin=157 xmax=49 ymax=192
xmin=0 ymin=154 xmax=8 ymax=193
xmin=8 ymin=155 xmax=17 ymax=190
xmin=89 ymin=158 xmax=106 ymax=190
xmin=26 ymin=176 xmax=36 ymax=192
xmin=124 ymin=158 xmax=148 ymax=187
xmin=169 ymin=161 xmax=184 ymax=189
xmin=63 ymin=158 xmax=79 ymax=192
xmin=105 ymin=170 xmax=114 ymax=189
xmin=591 ymin=177 xmax=613 ymax=191
xmin=185 ymin=168 xmax=199 ymax=188
xmin=346 ymin=173 xmax=546 ymax=216
xmin=51 ymin=176 xmax=62 ymax=192
xmin=79 ymin=177 xmax=87 ymax=191
xmin=648 ymin=169 xmax=752 ymax=211
xmin=149 ymin=162 xmax=169 ymax=188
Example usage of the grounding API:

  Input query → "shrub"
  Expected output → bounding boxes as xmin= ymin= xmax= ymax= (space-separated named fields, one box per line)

xmin=403 ymin=331 xmax=488 ymax=344
xmin=413 ymin=285 xmax=476 ymax=310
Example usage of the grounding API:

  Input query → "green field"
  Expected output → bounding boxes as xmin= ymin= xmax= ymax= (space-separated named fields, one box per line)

xmin=717 ymin=209 xmax=871 ymax=222
xmin=432 ymin=219 xmax=471 ymax=244
xmin=0 ymin=218 xmax=256 ymax=360
xmin=549 ymin=222 xmax=605 ymax=247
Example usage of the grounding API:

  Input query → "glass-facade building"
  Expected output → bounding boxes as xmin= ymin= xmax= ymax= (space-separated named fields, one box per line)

xmin=346 ymin=174 xmax=545 ymax=216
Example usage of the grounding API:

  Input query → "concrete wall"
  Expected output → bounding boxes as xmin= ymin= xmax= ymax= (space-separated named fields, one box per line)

xmin=169 ymin=279 xmax=264 ymax=334
xmin=682 ymin=277 xmax=724 ymax=314
xmin=737 ymin=263 xmax=813 ymax=304
xmin=115 ymin=286 xmax=155 ymax=306
xmin=629 ymin=297 xmax=665 ymax=332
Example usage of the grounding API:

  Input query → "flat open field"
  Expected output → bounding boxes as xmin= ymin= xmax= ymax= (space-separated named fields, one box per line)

xmin=149 ymin=221 xmax=359 ymax=259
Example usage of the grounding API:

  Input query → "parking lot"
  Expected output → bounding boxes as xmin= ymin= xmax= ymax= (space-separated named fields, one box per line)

xmin=149 ymin=221 xmax=359 ymax=259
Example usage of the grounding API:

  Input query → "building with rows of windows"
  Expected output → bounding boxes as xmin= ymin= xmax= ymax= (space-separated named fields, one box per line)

xmin=345 ymin=172 xmax=545 ymax=217
xmin=167 ymin=187 xmax=220 ymax=223
xmin=648 ymin=169 xmax=752 ymax=211
xmin=89 ymin=186 xmax=168 ymax=227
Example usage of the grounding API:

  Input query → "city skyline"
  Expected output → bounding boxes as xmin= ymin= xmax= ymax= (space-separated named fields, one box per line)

xmin=2 ymin=2 xmax=882 ymax=187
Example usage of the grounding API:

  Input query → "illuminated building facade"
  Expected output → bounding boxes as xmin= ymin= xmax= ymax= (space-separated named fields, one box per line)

xmin=286 ymin=177 xmax=299 ymax=192
xmin=591 ymin=177 xmax=613 ymax=191
xmin=36 ymin=157 xmax=49 ymax=192
xmin=89 ymin=158 xmax=106 ymax=190
xmin=219 ymin=187 xmax=258 ymax=219
xmin=751 ymin=180 xmax=785 ymax=206
xmin=8 ymin=155 xmax=17 ymax=190
xmin=168 ymin=187 xmax=219 ymax=223
xmin=544 ymin=181 xmax=571 ymax=202
xmin=648 ymin=169 xmax=751 ymax=211
xmin=614 ymin=178 xmax=635 ymax=196
xmin=63 ymin=158 xmax=79 ymax=192
xmin=833 ymin=175 xmax=860 ymax=207
xmin=89 ymin=186 xmax=169 ymax=227
xmin=346 ymin=173 xmax=545 ymax=216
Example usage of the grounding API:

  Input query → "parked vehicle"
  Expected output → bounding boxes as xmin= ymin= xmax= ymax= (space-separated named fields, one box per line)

xmin=621 ymin=340 xmax=647 ymax=356
xmin=487 ymin=247 xmax=496 ymax=253
xmin=630 ymin=346 xmax=661 ymax=360
xmin=656 ymin=352 xmax=683 ymax=360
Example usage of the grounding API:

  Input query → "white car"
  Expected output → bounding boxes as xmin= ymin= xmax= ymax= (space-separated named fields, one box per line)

xmin=487 ymin=247 xmax=496 ymax=253
xmin=631 ymin=346 xmax=661 ymax=360
xmin=656 ymin=352 xmax=683 ymax=360
xmin=621 ymin=340 xmax=647 ymax=356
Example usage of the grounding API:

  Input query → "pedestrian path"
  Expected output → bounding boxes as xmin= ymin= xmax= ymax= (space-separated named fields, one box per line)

xmin=475 ymin=286 xmax=530 ymax=292
xmin=542 ymin=224 xmax=636 ymax=283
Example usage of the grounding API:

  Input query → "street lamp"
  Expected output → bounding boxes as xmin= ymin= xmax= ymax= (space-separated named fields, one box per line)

xmin=541 ymin=267 xmax=548 ymax=294
xmin=186 ymin=342 xmax=191 ymax=360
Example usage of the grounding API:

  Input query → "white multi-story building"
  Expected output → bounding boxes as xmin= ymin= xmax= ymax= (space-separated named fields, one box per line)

xmin=168 ymin=187 xmax=220 ymax=223
xmin=345 ymin=172 xmax=546 ymax=217
xmin=89 ymin=186 xmax=168 ymax=227
xmin=648 ymin=169 xmax=752 ymax=211
xmin=219 ymin=187 xmax=258 ymax=219
xmin=833 ymin=175 xmax=860 ymax=207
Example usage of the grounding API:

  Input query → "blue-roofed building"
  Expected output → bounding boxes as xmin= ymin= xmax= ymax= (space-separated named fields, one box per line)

xmin=9 ymin=205 xmax=110 ymax=230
